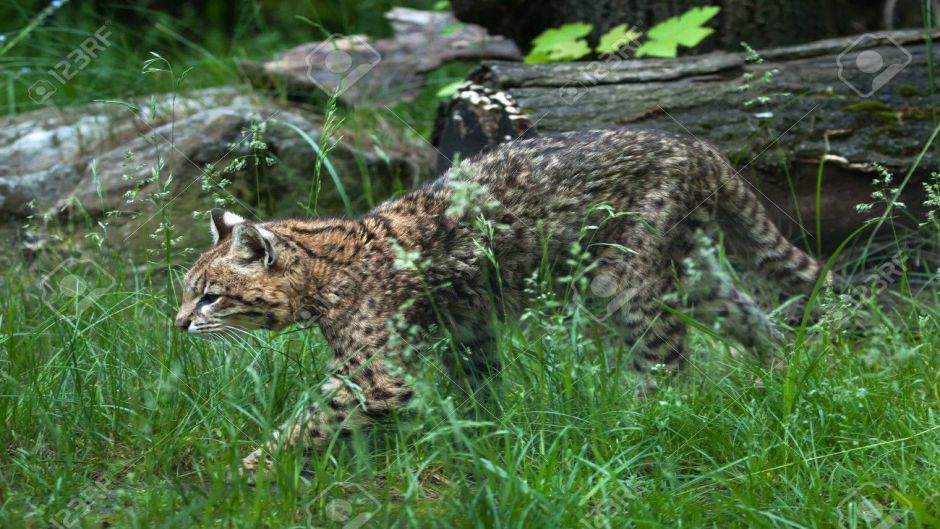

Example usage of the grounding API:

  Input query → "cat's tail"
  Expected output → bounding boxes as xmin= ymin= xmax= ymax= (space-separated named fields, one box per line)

xmin=713 ymin=162 xmax=833 ymax=296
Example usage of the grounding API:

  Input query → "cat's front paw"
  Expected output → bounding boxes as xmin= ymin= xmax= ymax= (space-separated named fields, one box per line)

xmin=240 ymin=447 xmax=274 ymax=484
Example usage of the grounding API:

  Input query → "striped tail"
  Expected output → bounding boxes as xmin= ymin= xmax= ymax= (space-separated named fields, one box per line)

xmin=716 ymin=170 xmax=831 ymax=295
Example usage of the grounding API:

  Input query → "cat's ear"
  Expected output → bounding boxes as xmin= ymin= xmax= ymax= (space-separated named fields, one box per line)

xmin=231 ymin=223 xmax=278 ymax=267
xmin=209 ymin=209 xmax=246 ymax=245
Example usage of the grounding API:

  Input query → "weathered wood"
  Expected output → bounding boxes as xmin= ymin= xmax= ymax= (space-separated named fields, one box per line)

xmin=433 ymin=30 xmax=939 ymax=251
xmin=240 ymin=7 xmax=520 ymax=108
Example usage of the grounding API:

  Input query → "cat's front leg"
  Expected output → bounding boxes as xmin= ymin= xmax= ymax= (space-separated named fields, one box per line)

xmin=241 ymin=350 xmax=414 ymax=476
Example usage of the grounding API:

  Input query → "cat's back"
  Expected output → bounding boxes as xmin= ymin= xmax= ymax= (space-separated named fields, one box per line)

xmin=454 ymin=127 xmax=717 ymax=224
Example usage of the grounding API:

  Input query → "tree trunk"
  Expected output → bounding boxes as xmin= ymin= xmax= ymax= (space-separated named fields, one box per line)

xmin=451 ymin=0 xmax=889 ymax=54
xmin=432 ymin=29 xmax=939 ymax=251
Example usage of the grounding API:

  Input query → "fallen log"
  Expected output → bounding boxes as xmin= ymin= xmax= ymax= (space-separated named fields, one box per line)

xmin=240 ymin=7 xmax=521 ymax=108
xmin=433 ymin=29 xmax=939 ymax=251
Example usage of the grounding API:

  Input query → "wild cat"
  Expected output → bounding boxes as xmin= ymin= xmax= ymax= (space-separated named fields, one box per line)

xmin=174 ymin=127 xmax=828 ymax=473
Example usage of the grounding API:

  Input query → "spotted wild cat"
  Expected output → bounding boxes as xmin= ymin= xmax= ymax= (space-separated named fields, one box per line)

xmin=175 ymin=127 xmax=829 ymax=473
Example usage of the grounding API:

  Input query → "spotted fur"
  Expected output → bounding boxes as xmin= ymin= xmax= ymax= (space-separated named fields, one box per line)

xmin=175 ymin=127 xmax=828 ymax=473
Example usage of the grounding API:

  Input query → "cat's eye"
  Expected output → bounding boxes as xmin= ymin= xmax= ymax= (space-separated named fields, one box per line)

xmin=197 ymin=293 xmax=220 ymax=307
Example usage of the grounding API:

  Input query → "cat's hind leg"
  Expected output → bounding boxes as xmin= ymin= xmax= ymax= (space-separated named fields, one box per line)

xmin=682 ymin=230 xmax=784 ymax=354
xmin=588 ymin=244 xmax=689 ymax=381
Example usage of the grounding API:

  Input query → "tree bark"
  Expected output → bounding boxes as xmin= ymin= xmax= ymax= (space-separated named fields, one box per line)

xmin=450 ymin=0 xmax=888 ymax=54
xmin=432 ymin=29 xmax=939 ymax=251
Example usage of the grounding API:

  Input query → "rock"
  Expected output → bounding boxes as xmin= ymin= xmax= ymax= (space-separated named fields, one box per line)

xmin=0 ymin=87 xmax=434 ymax=220
xmin=240 ymin=7 xmax=521 ymax=107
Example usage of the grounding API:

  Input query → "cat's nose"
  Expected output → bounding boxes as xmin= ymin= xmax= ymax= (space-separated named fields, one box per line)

xmin=175 ymin=315 xmax=191 ymax=330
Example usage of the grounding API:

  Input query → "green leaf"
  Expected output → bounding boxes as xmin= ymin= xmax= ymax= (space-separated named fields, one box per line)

xmin=525 ymin=23 xmax=593 ymax=63
xmin=433 ymin=0 xmax=450 ymax=10
xmin=635 ymin=39 xmax=679 ymax=58
xmin=531 ymin=22 xmax=592 ymax=49
xmin=523 ymin=50 xmax=552 ymax=64
xmin=635 ymin=6 xmax=720 ymax=58
xmin=274 ymin=120 xmax=352 ymax=215
xmin=435 ymin=80 xmax=463 ymax=98
xmin=545 ymin=39 xmax=591 ymax=61
xmin=595 ymin=24 xmax=643 ymax=54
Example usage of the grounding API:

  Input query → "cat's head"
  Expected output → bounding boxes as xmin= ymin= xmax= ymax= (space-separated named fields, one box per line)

xmin=174 ymin=209 xmax=300 ymax=336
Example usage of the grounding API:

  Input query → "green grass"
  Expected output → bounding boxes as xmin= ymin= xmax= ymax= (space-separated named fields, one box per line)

xmin=1 ymin=235 xmax=938 ymax=527
xmin=2 ymin=1 xmax=940 ymax=527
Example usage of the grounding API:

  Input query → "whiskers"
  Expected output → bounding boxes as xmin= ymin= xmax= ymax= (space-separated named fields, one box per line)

xmin=187 ymin=318 xmax=312 ymax=370
xmin=189 ymin=320 xmax=224 ymax=337
xmin=218 ymin=324 xmax=273 ymax=364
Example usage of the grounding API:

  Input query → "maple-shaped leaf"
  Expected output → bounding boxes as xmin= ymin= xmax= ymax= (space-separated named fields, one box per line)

xmin=525 ymin=23 xmax=593 ymax=63
xmin=636 ymin=6 xmax=720 ymax=58
xmin=595 ymin=24 xmax=643 ymax=54
xmin=524 ymin=50 xmax=553 ymax=64
xmin=635 ymin=39 xmax=679 ymax=58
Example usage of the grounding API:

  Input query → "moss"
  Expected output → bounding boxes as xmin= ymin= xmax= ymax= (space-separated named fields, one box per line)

xmin=846 ymin=100 xmax=899 ymax=122
xmin=896 ymin=84 xmax=926 ymax=97
xmin=846 ymin=100 xmax=893 ymax=113
xmin=846 ymin=97 xmax=932 ymax=121
xmin=902 ymin=106 xmax=934 ymax=120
